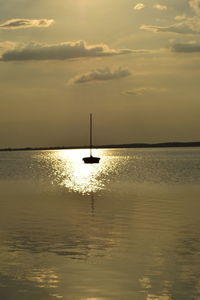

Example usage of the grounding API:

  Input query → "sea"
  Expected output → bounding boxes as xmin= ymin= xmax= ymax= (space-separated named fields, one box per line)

xmin=0 ymin=148 xmax=200 ymax=300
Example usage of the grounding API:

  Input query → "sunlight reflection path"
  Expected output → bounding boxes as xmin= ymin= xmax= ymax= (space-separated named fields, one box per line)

xmin=50 ymin=149 xmax=118 ymax=194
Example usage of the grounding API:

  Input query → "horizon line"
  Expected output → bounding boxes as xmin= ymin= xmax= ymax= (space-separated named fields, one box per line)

xmin=0 ymin=141 xmax=200 ymax=152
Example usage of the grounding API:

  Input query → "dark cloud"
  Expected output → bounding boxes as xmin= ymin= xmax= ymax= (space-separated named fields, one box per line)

xmin=0 ymin=40 xmax=134 ymax=61
xmin=70 ymin=67 xmax=131 ymax=84
xmin=0 ymin=18 xmax=54 ymax=29
xmin=171 ymin=42 xmax=200 ymax=52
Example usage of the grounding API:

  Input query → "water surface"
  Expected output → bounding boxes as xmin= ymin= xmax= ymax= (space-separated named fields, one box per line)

xmin=0 ymin=148 xmax=200 ymax=300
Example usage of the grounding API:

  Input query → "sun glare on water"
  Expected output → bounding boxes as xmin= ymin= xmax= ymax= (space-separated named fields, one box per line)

xmin=53 ymin=149 xmax=110 ymax=194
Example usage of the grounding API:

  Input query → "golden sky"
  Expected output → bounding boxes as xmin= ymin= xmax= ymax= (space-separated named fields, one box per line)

xmin=0 ymin=0 xmax=200 ymax=147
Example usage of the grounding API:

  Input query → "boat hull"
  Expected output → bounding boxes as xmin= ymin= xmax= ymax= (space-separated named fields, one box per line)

xmin=83 ymin=156 xmax=100 ymax=164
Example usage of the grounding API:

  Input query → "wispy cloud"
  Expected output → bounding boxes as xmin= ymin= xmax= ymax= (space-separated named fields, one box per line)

xmin=0 ymin=41 xmax=16 ymax=51
xmin=123 ymin=87 xmax=167 ymax=96
xmin=0 ymin=40 xmax=135 ymax=61
xmin=154 ymin=4 xmax=167 ymax=10
xmin=140 ymin=17 xmax=200 ymax=34
xmin=189 ymin=0 xmax=200 ymax=15
xmin=0 ymin=41 xmax=17 ymax=58
xmin=70 ymin=67 xmax=131 ymax=84
xmin=140 ymin=0 xmax=200 ymax=36
xmin=0 ymin=19 xmax=54 ymax=30
xmin=140 ymin=24 xmax=192 ymax=34
xmin=175 ymin=15 xmax=187 ymax=21
xmin=133 ymin=3 xmax=145 ymax=10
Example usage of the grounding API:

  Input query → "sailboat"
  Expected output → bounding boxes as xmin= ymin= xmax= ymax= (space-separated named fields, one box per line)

xmin=83 ymin=114 xmax=100 ymax=164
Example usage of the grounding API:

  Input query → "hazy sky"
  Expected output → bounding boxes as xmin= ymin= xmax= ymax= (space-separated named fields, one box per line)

xmin=0 ymin=0 xmax=200 ymax=147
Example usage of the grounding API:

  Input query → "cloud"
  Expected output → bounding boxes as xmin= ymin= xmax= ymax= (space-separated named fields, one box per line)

xmin=140 ymin=0 xmax=200 ymax=36
xmin=154 ymin=4 xmax=167 ymax=10
xmin=140 ymin=23 xmax=195 ymax=34
xmin=0 ymin=41 xmax=133 ymax=61
xmin=140 ymin=17 xmax=200 ymax=34
xmin=123 ymin=89 xmax=143 ymax=96
xmin=175 ymin=15 xmax=187 ymax=21
xmin=171 ymin=42 xmax=200 ymax=52
xmin=0 ymin=40 xmax=143 ymax=61
xmin=70 ymin=67 xmax=131 ymax=84
xmin=0 ymin=19 xmax=54 ymax=30
xmin=134 ymin=3 xmax=145 ymax=10
xmin=189 ymin=0 xmax=200 ymax=14
xmin=0 ymin=41 xmax=16 ymax=52
xmin=124 ymin=87 xmax=166 ymax=96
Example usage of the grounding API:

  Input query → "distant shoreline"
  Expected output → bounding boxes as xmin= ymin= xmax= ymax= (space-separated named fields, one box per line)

xmin=0 ymin=141 xmax=200 ymax=152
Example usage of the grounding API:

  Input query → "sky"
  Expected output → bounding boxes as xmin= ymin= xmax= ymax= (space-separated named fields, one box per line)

xmin=0 ymin=0 xmax=200 ymax=148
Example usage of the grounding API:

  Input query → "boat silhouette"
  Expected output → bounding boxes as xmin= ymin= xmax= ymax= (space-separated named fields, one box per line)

xmin=83 ymin=114 xmax=100 ymax=164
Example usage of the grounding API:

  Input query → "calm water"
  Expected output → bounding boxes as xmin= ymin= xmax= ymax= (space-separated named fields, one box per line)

xmin=0 ymin=148 xmax=200 ymax=300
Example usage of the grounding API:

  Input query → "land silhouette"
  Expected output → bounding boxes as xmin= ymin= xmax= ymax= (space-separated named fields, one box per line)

xmin=0 ymin=141 xmax=200 ymax=152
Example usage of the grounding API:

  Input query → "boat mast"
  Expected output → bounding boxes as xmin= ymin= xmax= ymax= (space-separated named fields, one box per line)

xmin=90 ymin=113 xmax=92 ymax=156
xmin=83 ymin=113 xmax=100 ymax=163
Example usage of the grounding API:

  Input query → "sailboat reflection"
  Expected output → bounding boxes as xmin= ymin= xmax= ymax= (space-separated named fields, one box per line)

xmin=90 ymin=192 xmax=95 ymax=215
